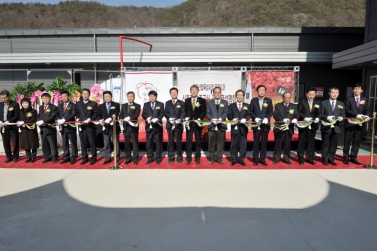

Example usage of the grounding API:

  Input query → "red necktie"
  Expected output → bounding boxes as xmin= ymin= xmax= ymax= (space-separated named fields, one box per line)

xmin=63 ymin=103 xmax=67 ymax=113
xmin=43 ymin=105 xmax=47 ymax=115
xmin=238 ymin=103 xmax=242 ymax=112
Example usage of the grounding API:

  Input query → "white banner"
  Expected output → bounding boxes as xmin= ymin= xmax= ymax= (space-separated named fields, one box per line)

xmin=177 ymin=71 xmax=242 ymax=104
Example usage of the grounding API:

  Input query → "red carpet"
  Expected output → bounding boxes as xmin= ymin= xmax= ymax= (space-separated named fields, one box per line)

xmin=0 ymin=155 xmax=372 ymax=170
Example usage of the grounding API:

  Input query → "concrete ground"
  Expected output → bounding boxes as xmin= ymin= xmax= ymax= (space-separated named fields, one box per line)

xmin=1 ymin=168 xmax=377 ymax=251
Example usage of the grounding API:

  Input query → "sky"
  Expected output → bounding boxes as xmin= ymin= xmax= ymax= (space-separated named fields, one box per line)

xmin=0 ymin=0 xmax=187 ymax=8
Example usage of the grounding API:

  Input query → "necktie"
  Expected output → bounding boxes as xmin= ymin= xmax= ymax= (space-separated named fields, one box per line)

xmin=127 ymin=103 xmax=131 ymax=113
xmin=192 ymin=98 xmax=196 ymax=110
xmin=331 ymin=102 xmax=335 ymax=112
xmin=151 ymin=103 xmax=155 ymax=110
xmin=309 ymin=101 xmax=312 ymax=111
xmin=238 ymin=103 xmax=242 ymax=112
xmin=216 ymin=101 xmax=219 ymax=111
xmin=43 ymin=105 xmax=47 ymax=115
xmin=172 ymin=100 xmax=176 ymax=106
xmin=356 ymin=98 xmax=360 ymax=108
xmin=63 ymin=103 xmax=67 ymax=113
xmin=107 ymin=103 xmax=110 ymax=114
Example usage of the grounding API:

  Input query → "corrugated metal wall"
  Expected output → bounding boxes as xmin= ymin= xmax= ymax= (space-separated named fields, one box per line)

xmin=0 ymin=71 xmax=27 ymax=91
xmin=366 ymin=0 xmax=377 ymax=42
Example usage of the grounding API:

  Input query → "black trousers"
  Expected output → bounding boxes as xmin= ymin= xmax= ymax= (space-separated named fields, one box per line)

xmin=186 ymin=126 xmax=203 ymax=160
xmin=273 ymin=130 xmax=293 ymax=162
xmin=208 ymin=130 xmax=225 ymax=161
xmin=25 ymin=149 xmax=37 ymax=159
xmin=297 ymin=128 xmax=316 ymax=161
xmin=79 ymin=128 xmax=97 ymax=161
xmin=41 ymin=130 xmax=58 ymax=161
xmin=62 ymin=130 xmax=78 ymax=161
xmin=146 ymin=129 xmax=163 ymax=161
xmin=123 ymin=128 xmax=139 ymax=161
xmin=167 ymin=129 xmax=183 ymax=160
xmin=103 ymin=131 xmax=120 ymax=162
xmin=343 ymin=126 xmax=362 ymax=159
xmin=1 ymin=129 xmax=19 ymax=159
xmin=230 ymin=131 xmax=247 ymax=162
xmin=252 ymin=129 xmax=268 ymax=162
xmin=321 ymin=130 xmax=339 ymax=162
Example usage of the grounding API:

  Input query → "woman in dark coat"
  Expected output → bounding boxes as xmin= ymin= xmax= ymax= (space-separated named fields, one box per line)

xmin=18 ymin=97 xmax=39 ymax=162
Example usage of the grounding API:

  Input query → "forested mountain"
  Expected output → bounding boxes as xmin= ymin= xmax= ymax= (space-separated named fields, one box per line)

xmin=0 ymin=0 xmax=366 ymax=29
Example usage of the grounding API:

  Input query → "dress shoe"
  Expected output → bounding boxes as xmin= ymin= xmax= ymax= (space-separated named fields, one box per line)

xmin=209 ymin=160 xmax=215 ymax=165
xmin=273 ymin=160 xmax=280 ymax=164
xmin=52 ymin=159 xmax=58 ymax=163
xmin=134 ymin=160 xmax=139 ymax=165
xmin=145 ymin=159 xmax=154 ymax=165
xmin=238 ymin=160 xmax=246 ymax=166
xmin=307 ymin=160 xmax=316 ymax=165
xmin=177 ymin=159 xmax=183 ymax=164
xmin=195 ymin=159 xmax=201 ymax=165
xmin=42 ymin=158 xmax=51 ymax=164
xmin=124 ymin=159 xmax=132 ymax=165
xmin=322 ymin=161 xmax=329 ymax=166
xmin=253 ymin=162 xmax=258 ymax=166
xmin=167 ymin=159 xmax=174 ymax=164
xmin=298 ymin=159 xmax=304 ymax=165
xmin=70 ymin=160 xmax=76 ymax=165
xmin=343 ymin=159 xmax=349 ymax=165
xmin=186 ymin=159 xmax=192 ymax=165
xmin=80 ymin=159 xmax=89 ymax=165
xmin=230 ymin=161 xmax=237 ymax=166
xmin=25 ymin=158 xmax=31 ymax=163
xmin=60 ymin=160 xmax=70 ymax=164
xmin=284 ymin=160 xmax=292 ymax=165
xmin=89 ymin=159 xmax=96 ymax=165
xmin=260 ymin=160 xmax=268 ymax=166
xmin=217 ymin=160 xmax=225 ymax=165
xmin=13 ymin=158 xmax=18 ymax=163
xmin=328 ymin=160 xmax=337 ymax=166
xmin=102 ymin=160 xmax=111 ymax=165
xmin=156 ymin=160 xmax=161 ymax=165
xmin=31 ymin=158 xmax=36 ymax=163
xmin=350 ymin=158 xmax=361 ymax=165
xmin=4 ymin=158 xmax=12 ymax=163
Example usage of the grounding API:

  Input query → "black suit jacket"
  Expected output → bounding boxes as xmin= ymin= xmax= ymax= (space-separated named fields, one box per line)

xmin=344 ymin=95 xmax=369 ymax=128
xmin=119 ymin=102 xmax=141 ymax=132
xmin=273 ymin=102 xmax=299 ymax=135
xmin=227 ymin=102 xmax=251 ymax=135
xmin=320 ymin=99 xmax=346 ymax=133
xmin=165 ymin=99 xmax=186 ymax=131
xmin=97 ymin=101 xmax=121 ymax=135
xmin=38 ymin=103 xmax=58 ymax=134
xmin=58 ymin=102 xmax=77 ymax=132
xmin=297 ymin=98 xmax=321 ymax=131
xmin=184 ymin=96 xmax=206 ymax=120
xmin=142 ymin=101 xmax=165 ymax=132
xmin=0 ymin=101 xmax=20 ymax=132
xmin=249 ymin=97 xmax=273 ymax=132
xmin=76 ymin=100 xmax=98 ymax=132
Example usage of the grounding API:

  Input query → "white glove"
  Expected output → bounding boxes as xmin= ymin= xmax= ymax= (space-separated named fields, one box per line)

xmin=3 ymin=121 xmax=9 ymax=126
xmin=197 ymin=118 xmax=201 ymax=121
xmin=283 ymin=118 xmax=289 ymax=123
xmin=123 ymin=116 xmax=130 ymax=122
xmin=364 ymin=115 xmax=370 ymax=121
xmin=291 ymin=118 xmax=298 ymax=124
xmin=212 ymin=119 xmax=218 ymax=125
xmin=0 ymin=121 xmax=3 ymax=126
xmin=338 ymin=117 xmax=343 ymax=122
xmin=314 ymin=117 xmax=320 ymax=123
xmin=304 ymin=117 xmax=312 ymax=122
xmin=58 ymin=119 xmax=65 ymax=125
xmin=218 ymin=118 xmax=222 ymax=123
xmin=357 ymin=114 xmax=363 ymax=119
xmin=76 ymin=118 xmax=80 ymax=122
xmin=105 ymin=118 xmax=111 ymax=124
xmin=147 ymin=117 xmax=151 ymax=123
xmin=262 ymin=118 xmax=268 ymax=124
xmin=255 ymin=118 xmax=261 ymax=123
xmin=169 ymin=118 xmax=175 ymax=124
xmin=241 ymin=118 xmax=246 ymax=124
xmin=152 ymin=118 xmax=158 ymax=123
xmin=327 ymin=116 xmax=334 ymax=122
xmin=233 ymin=118 xmax=238 ymax=122
xmin=17 ymin=121 xmax=24 ymax=126
xmin=110 ymin=122 xmax=113 ymax=126
xmin=175 ymin=119 xmax=181 ymax=124
xmin=36 ymin=120 xmax=44 ymax=126
xmin=185 ymin=117 xmax=190 ymax=122
xmin=84 ymin=118 xmax=90 ymax=124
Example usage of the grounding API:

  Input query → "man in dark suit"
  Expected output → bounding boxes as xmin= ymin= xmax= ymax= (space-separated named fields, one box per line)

xmin=227 ymin=89 xmax=251 ymax=166
xmin=206 ymin=87 xmax=229 ymax=165
xmin=184 ymin=84 xmax=206 ymax=165
xmin=249 ymin=85 xmax=273 ymax=166
xmin=57 ymin=91 xmax=78 ymax=165
xmin=120 ymin=91 xmax=141 ymax=165
xmin=76 ymin=88 xmax=98 ymax=165
xmin=320 ymin=87 xmax=346 ymax=166
xmin=343 ymin=83 xmax=370 ymax=165
xmin=165 ymin=87 xmax=186 ymax=164
xmin=0 ymin=90 xmax=20 ymax=163
xmin=37 ymin=92 xmax=59 ymax=163
xmin=97 ymin=91 xmax=120 ymax=166
xmin=142 ymin=90 xmax=165 ymax=165
xmin=297 ymin=86 xmax=321 ymax=165
xmin=273 ymin=91 xmax=299 ymax=165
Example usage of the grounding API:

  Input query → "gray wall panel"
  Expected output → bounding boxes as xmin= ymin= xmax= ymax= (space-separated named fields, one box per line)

xmin=0 ymin=38 xmax=11 ymax=53
xmin=366 ymin=0 xmax=377 ymax=42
